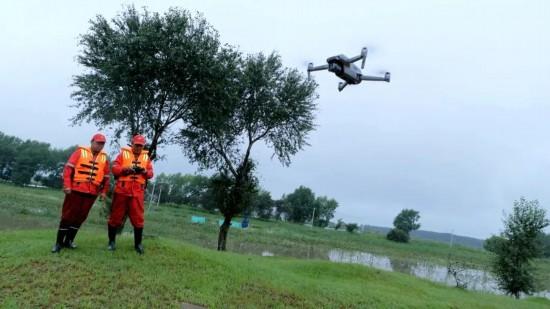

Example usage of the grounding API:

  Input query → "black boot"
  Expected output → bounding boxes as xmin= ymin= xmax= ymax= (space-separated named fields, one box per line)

xmin=51 ymin=243 xmax=62 ymax=253
xmin=52 ymin=225 xmax=67 ymax=253
xmin=108 ymin=225 xmax=117 ymax=251
xmin=64 ymin=226 xmax=79 ymax=249
xmin=134 ymin=228 xmax=144 ymax=255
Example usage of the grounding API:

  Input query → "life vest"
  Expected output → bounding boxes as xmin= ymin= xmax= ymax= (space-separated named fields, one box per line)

xmin=118 ymin=146 xmax=149 ymax=185
xmin=73 ymin=146 xmax=108 ymax=186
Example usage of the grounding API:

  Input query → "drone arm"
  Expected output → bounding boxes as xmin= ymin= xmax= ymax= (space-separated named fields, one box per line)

xmin=307 ymin=63 xmax=329 ymax=78
xmin=361 ymin=72 xmax=391 ymax=82
xmin=348 ymin=55 xmax=363 ymax=63
xmin=308 ymin=64 xmax=328 ymax=72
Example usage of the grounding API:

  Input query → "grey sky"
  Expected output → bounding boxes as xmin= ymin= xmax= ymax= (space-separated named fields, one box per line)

xmin=1 ymin=0 xmax=549 ymax=238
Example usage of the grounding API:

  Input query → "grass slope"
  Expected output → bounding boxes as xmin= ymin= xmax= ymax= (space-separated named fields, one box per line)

xmin=1 ymin=230 xmax=548 ymax=308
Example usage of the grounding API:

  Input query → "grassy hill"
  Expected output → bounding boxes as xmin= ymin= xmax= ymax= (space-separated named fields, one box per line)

xmin=1 ymin=229 xmax=549 ymax=308
xmin=1 ymin=182 xmax=549 ymax=307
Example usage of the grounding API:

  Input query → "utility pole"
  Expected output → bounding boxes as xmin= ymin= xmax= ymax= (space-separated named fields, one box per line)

xmin=149 ymin=181 xmax=156 ymax=204
xmin=156 ymin=185 xmax=163 ymax=209
xmin=146 ymin=181 xmax=156 ymax=213
xmin=310 ymin=207 xmax=316 ymax=226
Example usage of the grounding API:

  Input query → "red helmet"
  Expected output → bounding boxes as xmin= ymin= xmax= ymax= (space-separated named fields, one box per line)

xmin=91 ymin=133 xmax=106 ymax=143
xmin=132 ymin=135 xmax=146 ymax=145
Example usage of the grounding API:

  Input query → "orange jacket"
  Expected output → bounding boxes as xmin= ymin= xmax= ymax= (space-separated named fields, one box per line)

xmin=112 ymin=147 xmax=153 ymax=197
xmin=63 ymin=146 xmax=110 ymax=195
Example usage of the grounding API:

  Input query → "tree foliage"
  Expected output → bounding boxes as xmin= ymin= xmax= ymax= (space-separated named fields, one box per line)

xmin=538 ymin=233 xmax=550 ymax=258
xmin=346 ymin=223 xmax=359 ymax=233
xmin=386 ymin=228 xmax=410 ymax=243
xmin=393 ymin=209 xmax=421 ymax=233
xmin=148 ymin=173 xmax=210 ymax=206
xmin=491 ymin=197 xmax=549 ymax=298
xmin=315 ymin=196 xmax=338 ymax=228
xmin=283 ymin=186 xmax=316 ymax=223
xmin=276 ymin=186 xmax=338 ymax=227
xmin=250 ymin=190 xmax=275 ymax=220
xmin=0 ymin=131 xmax=74 ymax=187
xmin=387 ymin=209 xmax=421 ymax=243
xmin=335 ymin=219 xmax=345 ymax=230
xmin=483 ymin=235 xmax=506 ymax=254
xmin=72 ymin=6 xmax=222 ymax=160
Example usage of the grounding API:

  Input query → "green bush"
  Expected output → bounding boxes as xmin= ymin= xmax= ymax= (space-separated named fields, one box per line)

xmin=387 ymin=228 xmax=409 ymax=243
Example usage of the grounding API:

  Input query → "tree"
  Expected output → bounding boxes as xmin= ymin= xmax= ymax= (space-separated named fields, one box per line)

xmin=179 ymin=52 xmax=317 ymax=250
xmin=0 ymin=132 xmax=22 ymax=180
xmin=491 ymin=197 xmax=549 ymax=298
xmin=386 ymin=228 xmax=409 ymax=243
xmin=387 ymin=209 xmax=421 ymax=243
xmin=393 ymin=209 xmax=421 ymax=233
xmin=346 ymin=223 xmax=359 ymax=233
xmin=284 ymin=186 xmax=317 ymax=224
xmin=251 ymin=190 xmax=275 ymax=220
xmin=335 ymin=219 xmax=345 ymax=230
xmin=0 ymin=131 xmax=76 ymax=187
xmin=538 ymin=233 xmax=550 ymax=258
xmin=34 ymin=146 xmax=75 ymax=188
xmin=11 ymin=140 xmax=51 ymax=185
xmin=150 ymin=173 xmax=210 ymax=206
xmin=72 ymin=6 xmax=222 ymax=160
xmin=314 ymin=196 xmax=338 ymax=227
xmin=273 ymin=199 xmax=286 ymax=221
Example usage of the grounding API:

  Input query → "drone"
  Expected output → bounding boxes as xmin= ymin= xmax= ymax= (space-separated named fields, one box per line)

xmin=307 ymin=47 xmax=390 ymax=91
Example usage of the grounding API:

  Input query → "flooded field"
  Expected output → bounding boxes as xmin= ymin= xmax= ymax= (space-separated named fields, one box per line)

xmin=230 ymin=242 xmax=550 ymax=299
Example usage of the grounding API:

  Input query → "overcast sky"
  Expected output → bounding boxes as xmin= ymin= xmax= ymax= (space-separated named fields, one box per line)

xmin=1 ymin=0 xmax=549 ymax=239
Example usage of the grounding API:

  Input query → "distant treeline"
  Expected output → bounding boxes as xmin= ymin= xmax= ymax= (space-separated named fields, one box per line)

xmin=0 ymin=131 xmax=74 ymax=188
xmin=148 ymin=173 xmax=339 ymax=226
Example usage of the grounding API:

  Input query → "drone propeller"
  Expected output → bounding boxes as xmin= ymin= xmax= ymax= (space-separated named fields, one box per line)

xmin=360 ymin=47 xmax=368 ymax=69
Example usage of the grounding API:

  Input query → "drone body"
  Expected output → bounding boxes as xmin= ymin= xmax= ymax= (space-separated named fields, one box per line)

xmin=308 ymin=47 xmax=390 ymax=91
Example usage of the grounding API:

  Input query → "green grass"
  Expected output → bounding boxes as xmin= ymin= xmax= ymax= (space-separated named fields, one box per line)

xmin=1 ymin=229 xmax=549 ymax=308
xmin=0 ymin=182 xmax=491 ymax=265
xmin=1 ymin=182 xmax=549 ymax=307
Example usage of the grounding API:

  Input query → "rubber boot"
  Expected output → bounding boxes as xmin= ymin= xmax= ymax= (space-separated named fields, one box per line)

xmin=108 ymin=225 xmax=117 ymax=251
xmin=134 ymin=228 xmax=144 ymax=255
xmin=64 ymin=226 xmax=79 ymax=249
xmin=52 ymin=225 xmax=67 ymax=253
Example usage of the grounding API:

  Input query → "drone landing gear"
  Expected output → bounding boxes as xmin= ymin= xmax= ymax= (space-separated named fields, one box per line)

xmin=338 ymin=82 xmax=348 ymax=92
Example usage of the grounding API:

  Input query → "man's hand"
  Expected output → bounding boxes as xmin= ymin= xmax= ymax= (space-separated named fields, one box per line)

xmin=133 ymin=166 xmax=145 ymax=174
xmin=99 ymin=192 xmax=107 ymax=201
xmin=63 ymin=187 xmax=71 ymax=194
xmin=122 ymin=167 xmax=135 ymax=175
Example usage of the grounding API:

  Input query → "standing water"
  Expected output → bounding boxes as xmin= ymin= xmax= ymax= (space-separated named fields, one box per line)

xmin=327 ymin=249 xmax=549 ymax=299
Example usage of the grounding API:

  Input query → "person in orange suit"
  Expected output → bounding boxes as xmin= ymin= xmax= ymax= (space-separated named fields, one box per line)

xmin=52 ymin=133 xmax=110 ymax=253
xmin=108 ymin=135 xmax=153 ymax=254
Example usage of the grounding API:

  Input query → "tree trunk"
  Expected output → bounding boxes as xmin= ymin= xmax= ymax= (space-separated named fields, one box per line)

xmin=217 ymin=215 xmax=232 ymax=251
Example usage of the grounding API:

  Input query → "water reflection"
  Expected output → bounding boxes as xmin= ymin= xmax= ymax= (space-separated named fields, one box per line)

xmin=327 ymin=249 xmax=549 ymax=299
xmin=327 ymin=249 xmax=500 ymax=293
xmin=233 ymin=244 xmax=549 ymax=299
